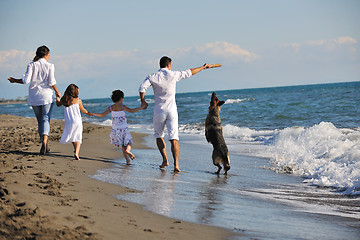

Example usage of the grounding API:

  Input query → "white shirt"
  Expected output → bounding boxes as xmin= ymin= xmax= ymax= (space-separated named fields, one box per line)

xmin=22 ymin=58 xmax=56 ymax=106
xmin=139 ymin=68 xmax=192 ymax=114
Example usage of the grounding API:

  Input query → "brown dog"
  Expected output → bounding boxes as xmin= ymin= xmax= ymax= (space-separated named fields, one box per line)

xmin=205 ymin=92 xmax=230 ymax=174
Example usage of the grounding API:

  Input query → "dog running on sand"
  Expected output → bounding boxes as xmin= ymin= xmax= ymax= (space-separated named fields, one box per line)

xmin=205 ymin=92 xmax=231 ymax=175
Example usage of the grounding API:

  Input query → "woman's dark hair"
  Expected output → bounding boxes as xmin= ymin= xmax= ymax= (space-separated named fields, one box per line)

xmin=33 ymin=45 xmax=50 ymax=62
xmin=60 ymin=84 xmax=79 ymax=107
xmin=159 ymin=56 xmax=172 ymax=68
xmin=111 ymin=90 xmax=124 ymax=102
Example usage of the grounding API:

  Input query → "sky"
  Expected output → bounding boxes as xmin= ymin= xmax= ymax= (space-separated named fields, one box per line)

xmin=0 ymin=0 xmax=359 ymax=99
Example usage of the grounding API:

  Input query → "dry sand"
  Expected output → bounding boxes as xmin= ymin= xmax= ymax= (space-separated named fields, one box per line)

xmin=0 ymin=114 xmax=233 ymax=240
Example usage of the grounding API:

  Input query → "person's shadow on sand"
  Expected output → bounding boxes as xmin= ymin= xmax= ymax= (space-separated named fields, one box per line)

xmin=2 ymin=150 xmax=116 ymax=164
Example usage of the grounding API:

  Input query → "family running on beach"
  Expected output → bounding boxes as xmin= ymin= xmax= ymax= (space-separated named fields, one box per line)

xmin=8 ymin=45 xmax=219 ymax=172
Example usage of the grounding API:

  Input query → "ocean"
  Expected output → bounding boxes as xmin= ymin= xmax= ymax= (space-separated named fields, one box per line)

xmin=1 ymin=81 xmax=359 ymax=239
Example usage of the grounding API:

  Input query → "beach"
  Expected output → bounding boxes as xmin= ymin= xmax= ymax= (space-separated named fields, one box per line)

xmin=1 ymin=82 xmax=359 ymax=239
xmin=0 ymin=114 xmax=233 ymax=240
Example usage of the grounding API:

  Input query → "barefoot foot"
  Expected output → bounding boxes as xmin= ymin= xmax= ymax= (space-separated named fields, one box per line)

xmin=74 ymin=151 xmax=80 ymax=160
xmin=40 ymin=144 xmax=46 ymax=155
xmin=127 ymin=151 xmax=135 ymax=160
xmin=159 ymin=161 xmax=169 ymax=169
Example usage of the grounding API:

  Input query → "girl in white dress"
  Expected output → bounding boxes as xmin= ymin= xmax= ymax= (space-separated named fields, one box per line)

xmin=91 ymin=90 xmax=145 ymax=164
xmin=56 ymin=84 xmax=91 ymax=160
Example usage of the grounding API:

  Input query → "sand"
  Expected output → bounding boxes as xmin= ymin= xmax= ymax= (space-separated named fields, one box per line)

xmin=0 ymin=114 xmax=233 ymax=240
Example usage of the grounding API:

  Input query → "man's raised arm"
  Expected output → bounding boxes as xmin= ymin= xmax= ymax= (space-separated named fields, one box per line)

xmin=190 ymin=63 xmax=210 ymax=75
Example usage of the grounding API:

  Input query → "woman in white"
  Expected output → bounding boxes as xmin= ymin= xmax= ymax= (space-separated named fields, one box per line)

xmin=8 ymin=45 xmax=61 ymax=155
xmin=56 ymin=84 xmax=91 ymax=160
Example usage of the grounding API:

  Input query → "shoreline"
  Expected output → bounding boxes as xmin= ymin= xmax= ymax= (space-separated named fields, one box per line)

xmin=0 ymin=114 xmax=234 ymax=240
xmin=0 ymin=101 xmax=27 ymax=105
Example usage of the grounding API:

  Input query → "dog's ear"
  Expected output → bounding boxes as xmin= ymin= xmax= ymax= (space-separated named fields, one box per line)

xmin=219 ymin=101 xmax=225 ymax=106
xmin=211 ymin=92 xmax=216 ymax=99
xmin=210 ymin=92 xmax=217 ymax=106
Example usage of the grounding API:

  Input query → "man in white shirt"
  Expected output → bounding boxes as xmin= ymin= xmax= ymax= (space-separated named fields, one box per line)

xmin=139 ymin=56 xmax=210 ymax=172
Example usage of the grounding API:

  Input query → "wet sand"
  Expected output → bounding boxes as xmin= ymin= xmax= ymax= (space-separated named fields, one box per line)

xmin=0 ymin=114 xmax=233 ymax=240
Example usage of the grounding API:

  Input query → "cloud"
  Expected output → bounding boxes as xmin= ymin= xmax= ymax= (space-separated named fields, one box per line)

xmin=282 ymin=36 xmax=358 ymax=52
xmin=171 ymin=41 xmax=261 ymax=63
xmin=1 ymin=41 xmax=259 ymax=81
xmin=0 ymin=49 xmax=34 ymax=71
xmin=52 ymin=50 xmax=137 ymax=78
xmin=0 ymin=42 xmax=261 ymax=99
xmin=306 ymin=36 xmax=357 ymax=46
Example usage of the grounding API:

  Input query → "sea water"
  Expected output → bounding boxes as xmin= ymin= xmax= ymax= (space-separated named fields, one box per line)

xmin=2 ymin=81 xmax=359 ymax=239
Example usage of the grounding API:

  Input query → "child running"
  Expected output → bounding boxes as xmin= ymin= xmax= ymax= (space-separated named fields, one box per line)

xmin=91 ymin=90 xmax=145 ymax=164
xmin=56 ymin=84 xmax=91 ymax=160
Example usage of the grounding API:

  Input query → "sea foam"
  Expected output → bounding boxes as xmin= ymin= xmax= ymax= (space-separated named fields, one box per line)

xmin=224 ymin=98 xmax=247 ymax=104
xmin=177 ymin=122 xmax=360 ymax=195
xmin=266 ymin=122 xmax=360 ymax=195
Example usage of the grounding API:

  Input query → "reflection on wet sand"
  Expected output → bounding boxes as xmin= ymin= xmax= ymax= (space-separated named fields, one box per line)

xmin=197 ymin=175 xmax=228 ymax=224
xmin=146 ymin=170 xmax=178 ymax=215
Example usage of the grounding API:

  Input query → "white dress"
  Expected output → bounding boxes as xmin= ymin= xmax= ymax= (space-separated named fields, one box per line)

xmin=110 ymin=107 xmax=133 ymax=147
xmin=60 ymin=103 xmax=83 ymax=143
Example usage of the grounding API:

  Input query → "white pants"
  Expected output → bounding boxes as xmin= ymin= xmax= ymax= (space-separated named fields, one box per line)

xmin=153 ymin=111 xmax=179 ymax=140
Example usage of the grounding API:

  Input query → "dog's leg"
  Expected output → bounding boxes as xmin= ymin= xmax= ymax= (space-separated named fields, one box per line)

xmin=224 ymin=164 xmax=230 ymax=175
xmin=215 ymin=164 xmax=222 ymax=174
xmin=213 ymin=152 xmax=222 ymax=174
xmin=224 ymin=155 xmax=231 ymax=175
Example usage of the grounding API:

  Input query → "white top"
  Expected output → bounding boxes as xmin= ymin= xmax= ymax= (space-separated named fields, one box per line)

xmin=139 ymin=68 xmax=192 ymax=114
xmin=110 ymin=106 xmax=129 ymax=129
xmin=22 ymin=58 xmax=56 ymax=106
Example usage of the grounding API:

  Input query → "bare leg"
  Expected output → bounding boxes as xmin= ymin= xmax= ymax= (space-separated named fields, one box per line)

xmin=40 ymin=135 xmax=49 ymax=155
xmin=72 ymin=142 xmax=81 ymax=160
xmin=157 ymin=138 xmax=169 ymax=168
xmin=44 ymin=135 xmax=50 ymax=153
xmin=122 ymin=146 xmax=131 ymax=165
xmin=125 ymin=144 xmax=135 ymax=160
xmin=170 ymin=139 xmax=180 ymax=172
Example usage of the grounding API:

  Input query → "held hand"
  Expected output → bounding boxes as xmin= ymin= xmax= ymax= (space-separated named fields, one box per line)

xmin=55 ymin=91 xmax=61 ymax=98
xmin=141 ymin=101 xmax=148 ymax=110
xmin=87 ymin=112 xmax=93 ymax=116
